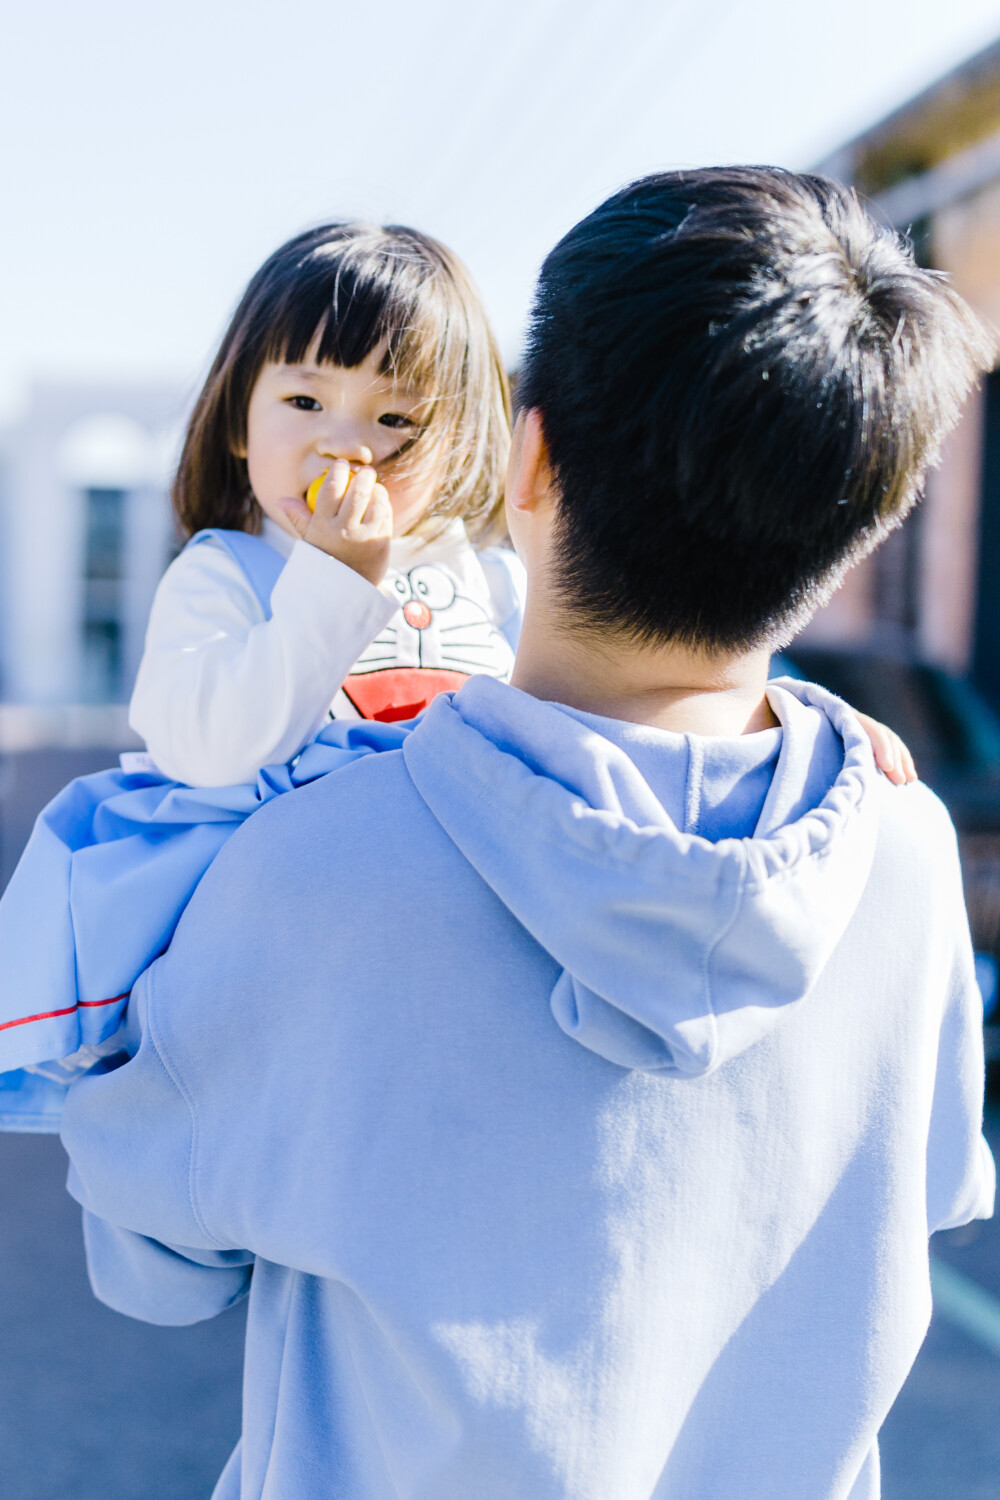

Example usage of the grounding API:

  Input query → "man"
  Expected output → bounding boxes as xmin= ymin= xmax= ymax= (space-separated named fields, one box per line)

xmin=63 ymin=168 xmax=994 ymax=1499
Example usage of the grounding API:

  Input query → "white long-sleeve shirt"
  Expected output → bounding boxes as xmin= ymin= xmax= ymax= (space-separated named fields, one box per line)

xmin=129 ymin=517 xmax=523 ymax=787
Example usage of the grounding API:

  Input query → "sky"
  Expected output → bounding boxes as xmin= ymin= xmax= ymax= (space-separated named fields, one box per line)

xmin=2 ymin=0 xmax=999 ymax=422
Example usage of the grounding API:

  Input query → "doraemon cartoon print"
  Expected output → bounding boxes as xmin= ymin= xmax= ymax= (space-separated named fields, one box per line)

xmin=329 ymin=562 xmax=515 ymax=722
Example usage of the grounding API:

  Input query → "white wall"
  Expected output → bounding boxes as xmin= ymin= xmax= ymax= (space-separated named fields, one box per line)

xmin=0 ymin=383 xmax=185 ymax=704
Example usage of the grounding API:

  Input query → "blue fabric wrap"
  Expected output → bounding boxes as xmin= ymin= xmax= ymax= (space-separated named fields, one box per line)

xmin=0 ymin=721 xmax=411 ymax=1129
xmin=0 ymin=526 xmax=409 ymax=1130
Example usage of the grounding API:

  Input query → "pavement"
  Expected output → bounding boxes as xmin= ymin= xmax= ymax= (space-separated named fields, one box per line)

xmin=0 ymin=1131 xmax=244 ymax=1500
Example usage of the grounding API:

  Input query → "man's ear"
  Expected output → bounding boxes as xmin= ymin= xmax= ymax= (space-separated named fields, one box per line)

xmin=507 ymin=408 xmax=553 ymax=515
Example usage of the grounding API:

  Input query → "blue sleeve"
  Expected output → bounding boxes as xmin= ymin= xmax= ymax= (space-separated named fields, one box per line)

xmin=61 ymin=972 xmax=222 ymax=1254
xmin=80 ymin=1206 xmax=252 ymax=1325
xmin=59 ymin=765 xmax=375 ymax=1291
xmin=63 ymin=987 xmax=256 ymax=1324
xmin=60 ymin=752 xmax=408 ymax=1317
xmin=62 ymin=926 xmax=254 ymax=1326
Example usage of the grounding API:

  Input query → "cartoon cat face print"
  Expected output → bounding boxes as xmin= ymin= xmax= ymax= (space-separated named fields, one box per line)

xmin=368 ymin=565 xmax=513 ymax=676
xmin=333 ymin=562 xmax=515 ymax=723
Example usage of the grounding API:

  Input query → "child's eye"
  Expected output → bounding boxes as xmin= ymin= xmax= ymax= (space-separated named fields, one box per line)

xmin=288 ymin=395 xmax=322 ymax=412
xmin=378 ymin=413 xmax=417 ymax=430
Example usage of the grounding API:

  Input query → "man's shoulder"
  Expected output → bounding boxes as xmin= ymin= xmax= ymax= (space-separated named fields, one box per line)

xmin=876 ymin=776 xmax=957 ymax=844
xmin=251 ymin=746 xmax=423 ymax=847
xmin=159 ymin=749 xmax=438 ymax=987
xmin=870 ymin=775 xmax=963 ymax=896
xmin=210 ymin=746 xmax=440 ymax=902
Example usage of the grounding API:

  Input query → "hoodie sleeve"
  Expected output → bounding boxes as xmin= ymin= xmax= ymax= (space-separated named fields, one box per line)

xmin=62 ymin=983 xmax=253 ymax=1326
xmin=79 ymin=1208 xmax=252 ymax=1325
xmin=60 ymin=966 xmax=248 ymax=1309
xmin=925 ymin=818 xmax=996 ymax=1234
xmin=60 ymin=783 xmax=331 ymax=1305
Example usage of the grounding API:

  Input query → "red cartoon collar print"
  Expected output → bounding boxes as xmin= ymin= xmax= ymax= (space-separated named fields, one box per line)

xmin=334 ymin=562 xmax=515 ymax=723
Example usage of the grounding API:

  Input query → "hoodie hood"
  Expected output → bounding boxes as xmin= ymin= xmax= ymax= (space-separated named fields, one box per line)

xmin=402 ymin=675 xmax=881 ymax=1077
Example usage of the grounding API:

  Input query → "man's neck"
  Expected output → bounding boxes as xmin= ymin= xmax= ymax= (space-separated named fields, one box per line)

xmin=510 ymin=598 xmax=778 ymax=737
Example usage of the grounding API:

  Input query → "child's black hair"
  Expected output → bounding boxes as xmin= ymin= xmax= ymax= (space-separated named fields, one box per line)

xmin=517 ymin=166 xmax=995 ymax=652
xmin=173 ymin=223 xmax=510 ymax=541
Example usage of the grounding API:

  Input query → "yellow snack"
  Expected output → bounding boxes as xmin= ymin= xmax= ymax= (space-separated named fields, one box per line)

xmin=306 ymin=470 xmax=329 ymax=513
xmin=306 ymin=465 xmax=367 ymax=511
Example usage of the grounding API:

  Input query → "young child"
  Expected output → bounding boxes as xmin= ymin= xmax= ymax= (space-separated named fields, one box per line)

xmin=0 ymin=219 xmax=910 ymax=1131
xmin=129 ymin=222 xmax=523 ymax=788
xmin=0 ymin=223 xmax=523 ymax=1126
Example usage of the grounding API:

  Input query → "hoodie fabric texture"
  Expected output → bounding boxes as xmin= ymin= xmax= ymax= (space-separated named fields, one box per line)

xmin=61 ymin=676 xmax=993 ymax=1500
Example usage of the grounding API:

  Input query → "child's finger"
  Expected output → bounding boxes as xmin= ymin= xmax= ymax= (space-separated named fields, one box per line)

xmin=881 ymin=734 xmax=904 ymax=785
xmin=882 ymin=728 xmax=917 ymax=784
xmin=856 ymin=711 xmax=906 ymax=783
xmin=311 ymin=459 xmax=352 ymax=517
xmin=361 ymin=483 xmax=393 ymax=535
xmin=336 ymin=467 xmax=378 ymax=529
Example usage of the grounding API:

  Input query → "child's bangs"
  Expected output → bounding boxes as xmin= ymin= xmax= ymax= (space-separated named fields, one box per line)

xmin=268 ymin=234 xmax=458 ymax=403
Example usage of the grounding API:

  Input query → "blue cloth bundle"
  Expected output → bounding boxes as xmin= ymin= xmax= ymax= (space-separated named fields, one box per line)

xmin=0 ymin=719 xmax=409 ymax=1130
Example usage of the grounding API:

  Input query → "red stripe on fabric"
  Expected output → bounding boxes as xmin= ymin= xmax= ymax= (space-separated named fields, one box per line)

xmin=0 ymin=1004 xmax=79 ymax=1032
xmin=0 ymin=993 xmax=128 ymax=1033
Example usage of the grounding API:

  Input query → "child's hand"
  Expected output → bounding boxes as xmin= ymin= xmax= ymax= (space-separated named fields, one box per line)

xmin=277 ymin=460 xmax=393 ymax=586
xmin=855 ymin=712 xmax=917 ymax=785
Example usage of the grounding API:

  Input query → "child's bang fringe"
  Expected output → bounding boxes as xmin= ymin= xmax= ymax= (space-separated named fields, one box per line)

xmin=266 ymin=246 xmax=460 ymax=402
xmin=268 ymin=274 xmax=385 ymax=371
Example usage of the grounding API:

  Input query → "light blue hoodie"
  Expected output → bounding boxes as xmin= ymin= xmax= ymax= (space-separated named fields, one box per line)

xmin=61 ymin=676 xmax=993 ymax=1500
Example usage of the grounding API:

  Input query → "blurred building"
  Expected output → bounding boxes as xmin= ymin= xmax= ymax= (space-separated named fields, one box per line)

xmin=809 ymin=38 xmax=1000 ymax=708
xmin=0 ymin=383 xmax=184 ymax=705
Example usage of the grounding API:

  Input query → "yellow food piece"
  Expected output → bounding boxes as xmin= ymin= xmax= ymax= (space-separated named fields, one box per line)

xmin=306 ymin=470 xmax=329 ymax=512
xmin=307 ymin=464 xmax=369 ymax=512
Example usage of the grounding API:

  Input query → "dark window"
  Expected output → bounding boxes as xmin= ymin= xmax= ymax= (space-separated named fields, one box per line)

xmin=81 ymin=487 xmax=125 ymax=701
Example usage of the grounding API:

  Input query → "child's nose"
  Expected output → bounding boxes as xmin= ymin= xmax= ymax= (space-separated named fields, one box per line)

xmin=319 ymin=437 xmax=373 ymax=467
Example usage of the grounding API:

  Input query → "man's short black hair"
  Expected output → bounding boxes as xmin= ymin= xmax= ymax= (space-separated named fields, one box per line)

xmin=518 ymin=167 xmax=994 ymax=652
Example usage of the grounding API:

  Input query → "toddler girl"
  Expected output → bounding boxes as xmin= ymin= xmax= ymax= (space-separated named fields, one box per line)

xmin=0 ymin=222 xmax=524 ymax=1127
xmin=131 ymin=221 xmax=522 ymax=786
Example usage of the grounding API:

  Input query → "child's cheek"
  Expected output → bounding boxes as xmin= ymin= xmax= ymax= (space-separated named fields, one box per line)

xmin=387 ymin=474 xmax=434 ymax=531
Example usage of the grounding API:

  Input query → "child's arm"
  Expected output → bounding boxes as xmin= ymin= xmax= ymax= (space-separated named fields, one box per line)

xmin=855 ymin=713 xmax=917 ymax=786
xmin=130 ymin=538 xmax=398 ymax=787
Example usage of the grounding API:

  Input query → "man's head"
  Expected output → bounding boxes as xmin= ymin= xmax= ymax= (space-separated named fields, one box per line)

xmin=512 ymin=167 xmax=995 ymax=654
